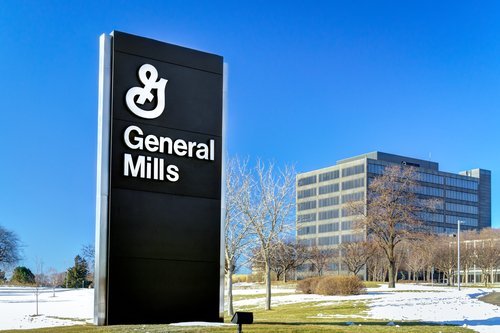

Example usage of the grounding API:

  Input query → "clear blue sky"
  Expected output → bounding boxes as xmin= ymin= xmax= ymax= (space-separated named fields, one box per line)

xmin=0 ymin=1 xmax=498 ymax=273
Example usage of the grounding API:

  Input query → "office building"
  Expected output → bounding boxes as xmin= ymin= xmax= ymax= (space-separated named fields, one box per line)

xmin=296 ymin=152 xmax=491 ymax=274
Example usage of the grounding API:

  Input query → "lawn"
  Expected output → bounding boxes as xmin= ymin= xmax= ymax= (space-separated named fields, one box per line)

xmin=1 ymin=298 xmax=473 ymax=333
xmin=479 ymin=291 xmax=500 ymax=306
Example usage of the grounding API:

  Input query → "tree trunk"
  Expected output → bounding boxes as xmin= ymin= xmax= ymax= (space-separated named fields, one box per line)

xmin=227 ymin=267 xmax=234 ymax=317
xmin=283 ymin=269 xmax=287 ymax=283
xmin=265 ymin=261 xmax=272 ymax=310
xmin=388 ymin=260 xmax=396 ymax=288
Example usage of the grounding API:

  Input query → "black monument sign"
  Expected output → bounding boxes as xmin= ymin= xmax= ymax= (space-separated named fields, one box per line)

xmin=95 ymin=31 xmax=224 ymax=325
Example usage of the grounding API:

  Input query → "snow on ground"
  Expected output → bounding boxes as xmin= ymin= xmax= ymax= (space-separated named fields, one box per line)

xmin=0 ymin=286 xmax=93 ymax=330
xmin=0 ymin=284 xmax=499 ymax=332
xmin=232 ymin=283 xmax=500 ymax=333
xmin=368 ymin=284 xmax=500 ymax=333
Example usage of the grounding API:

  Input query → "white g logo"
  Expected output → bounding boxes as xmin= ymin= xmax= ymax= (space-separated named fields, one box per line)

xmin=126 ymin=64 xmax=168 ymax=119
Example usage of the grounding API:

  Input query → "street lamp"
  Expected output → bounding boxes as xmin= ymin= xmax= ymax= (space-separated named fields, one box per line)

xmin=457 ymin=220 xmax=462 ymax=291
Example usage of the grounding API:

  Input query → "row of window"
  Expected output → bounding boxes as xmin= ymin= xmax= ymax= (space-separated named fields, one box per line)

xmin=299 ymin=220 xmax=359 ymax=233
xmin=446 ymin=177 xmax=478 ymax=190
xmin=319 ymin=222 xmax=339 ymax=233
xmin=303 ymin=179 xmax=363 ymax=196
xmin=419 ymin=212 xmax=445 ymax=223
xmin=342 ymin=177 xmax=365 ymax=190
xmin=319 ymin=183 xmax=340 ymax=195
xmin=445 ymin=202 xmax=478 ymax=215
xmin=341 ymin=220 xmax=355 ymax=230
xmin=414 ymin=185 xmax=444 ymax=197
xmin=417 ymin=172 xmax=445 ymax=185
xmin=430 ymin=226 xmax=457 ymax=235
xmin=367 ymin=163 xmax=385 ymax=175
xmin=319 ymin=196 xmax=340 ymax=208
xmin=297 ymin=174 xmax=365 ymax=189
xmin=445 ymin=190 xmax=478 ymax=202
xmin=342 ymin=207 xmax=358 ymax=217
xmin=298 ymin=226 xmax=316 ymax=235
xmin=319 ymin=170 xmax=339 ymax=182
xmin=298 ymin=238 xmax=316 ymax=246
xmin=297 ymin=201 xmax=362 ymax=218
xmin=319 ymin=235 xmax=339 ymax=246
xmin=297 ymin=213 xmax=316 ymax=223
xmin=300 ymin=233 xmax=364 ymax=247
xmin=298 ymin=175 xmax=317 ymax=187
xmin=319 ymin=209 xmax=339 ymax=220
xmin=342 ymin=164 xmax=364 ymax=177
xmin=341 ymin=191 xmax=364 ymax=203
xmin=297 ymin=188 xmax=316 ymax=199
xmin=445 ymin=215 xmax=478 ymax=227
xmin=368 ymin=163 xmax=446 ymax=185
xmin=341 ymin=233 xmax=364 ymax=243
xmin=297 ymin=200 xmax=316 ymax=211
xmin=366 ymin=163 xmax=480 ymax=191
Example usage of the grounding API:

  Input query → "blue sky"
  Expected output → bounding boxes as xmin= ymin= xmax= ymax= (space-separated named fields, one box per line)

xmin=0 ymin=1 xmax=499 ymax=273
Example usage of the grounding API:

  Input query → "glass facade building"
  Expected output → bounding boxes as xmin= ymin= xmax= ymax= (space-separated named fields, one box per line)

xmin=296 ymin=151 xmax=491 ymax=274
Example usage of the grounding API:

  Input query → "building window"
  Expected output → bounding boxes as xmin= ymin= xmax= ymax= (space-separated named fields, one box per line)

xmin=299 ymin=238 xmax=316 ymax=246
xmin=414 ymin=185 xmax=444 ymax=197
xmin=298 ymin=175 xmax=317 ymax=187
xmin=342 ymin=177 xmax=364 ymax=190
xmin=445 ymin=190 xmax=478 ymax=202
xmin=319 ymin=209 xmax=340 ymax=220
xmin=342 ymin=164 xmax=365 ymax=177
xmin=298 ymin=200 xmax=316 ymax=211
xmin=298 ymin=226 xmax=317 ymax=235
xmin=318 ymin=235 xmax=339 ymax=246
xmin=417 ymin=172 xmax=444 ymax=185
xmin=341 ymin=233 xmax=364 ymax=243
xmin=297 ymin=213 xmax=316 ymax=223
xmin=298 ymin=188 xmax=317 ymax=199
xmin=445 ymin=177 xmax=478 ymax=190
xmin=418 ymin=212 xmax=444 ymax=223
xmin=368 ymin=163 xmax=385 ymax=175
xmin=318 ymin=222 xmax=339 ymax=233
xmin=445 ymin=215 xmax=478 ymax=227
xmin=319 ymin=183 xmax=340 ymax=195
xmin=319 ymin=170 xmax=339 ymax=182
xmin=341 ymin=220 xmax=355 ymax=230
xmin=341 ymin=191 xmax=364 ymax=203
xmin=341 ymin=208 xmax=359 ymax=217
xmin=445 ymin=202 xmax=478 ymax=215
xmin=318 ymin=196 xmax=340 ymax=207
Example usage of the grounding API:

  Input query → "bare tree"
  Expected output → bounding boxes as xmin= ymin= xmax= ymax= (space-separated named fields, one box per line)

xmin=239 ymin=160 xmax=295 ymax=310
xmin=340 ymin=240 xmax=374 ymax=276
xmin=46 ymin=267 xmax=59 ymax=297
xmin=349 ymin=165 xmax=436 ymax=288
xmin=224 ymin=157 xmax=253 ymax=316
xmin=271 ymin=240 xmax=308 ymax=282
xmin=474 ymin=236 xmax=500 ymax=287
xmin=366 ymin=246 xmax=387 ymax=281
xmin=403 ymin=240 xmax=428 ymax=281
xmin=33 ymin=258 xmax=45 ymax=316
xmin=0 ymin=225 xmax=21 ymax=268
xmin=432 ymin=236 xmax=457 ymax=286
xmin=252 ymin=239 xmax=308 ymax=282
xmin=308 ymin=246 xmax=332 ymax=276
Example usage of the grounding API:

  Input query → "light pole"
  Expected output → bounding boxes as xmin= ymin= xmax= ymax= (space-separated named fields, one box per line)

xmin=457 ymin=220 xmax=462 ymax=291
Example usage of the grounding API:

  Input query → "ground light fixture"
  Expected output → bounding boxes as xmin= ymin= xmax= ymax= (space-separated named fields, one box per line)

xmin=231 ymin=311 xmax=253 ymax=333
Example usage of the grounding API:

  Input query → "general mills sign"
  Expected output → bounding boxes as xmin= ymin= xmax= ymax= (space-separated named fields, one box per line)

xmin=95 ymin=31 xmax=224 ymax=325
